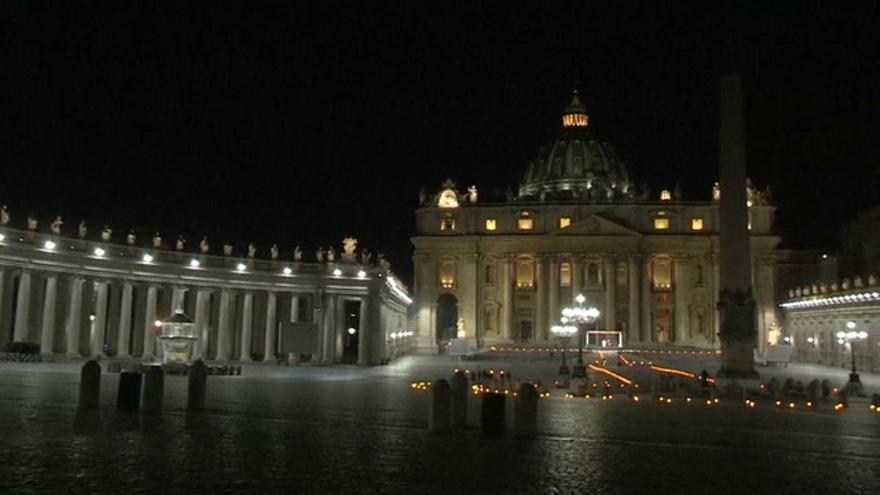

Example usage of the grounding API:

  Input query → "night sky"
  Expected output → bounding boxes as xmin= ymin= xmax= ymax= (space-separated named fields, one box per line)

xmin=1 ymin=3 xmax=878 ymax=284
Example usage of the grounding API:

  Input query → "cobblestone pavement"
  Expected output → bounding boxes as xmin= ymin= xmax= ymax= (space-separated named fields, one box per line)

xmin=0 ymin=352 xmax=878 ymax=494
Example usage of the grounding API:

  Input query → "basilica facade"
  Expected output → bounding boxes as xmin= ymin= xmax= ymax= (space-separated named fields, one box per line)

xmin=413 ymin=92 xmax=780 ymax=352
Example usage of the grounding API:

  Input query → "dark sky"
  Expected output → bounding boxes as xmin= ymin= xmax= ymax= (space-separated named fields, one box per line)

xmin=1 ymin=3 xmax=878 ymax=284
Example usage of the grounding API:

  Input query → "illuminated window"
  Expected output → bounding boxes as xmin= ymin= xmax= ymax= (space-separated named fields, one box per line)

xmin=485 ymin=218 xmax=497 ymax=231
xmin=653 ymin=218 xmax=670 ymax=230
xmin=660 ymin=190 xmax=672 ymax=201
xmin=652 ymin=259 xmax=672 ymax=289
xmin=440 ymin=213 xmax=455 ymax=231
xmin=559 ymin=217 xmax=571 ymax=229
xmin=439 ymin=261 xmax=455 ymax=288
xmin=562 ymin=113 xmax=588 ymax=127
xmin=518 ymin=211 xmax=534 ymax=230
xmin=516 ymin=260 xmax=534 ymax=288
xmin=691 ymin=218 xmax=704 ymax=231
xmin=559 ymin=262 xmax=572 ymax=287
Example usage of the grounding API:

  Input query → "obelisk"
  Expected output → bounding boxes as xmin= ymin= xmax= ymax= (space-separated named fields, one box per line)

xmin=716 ymin=72 xmax=759 ymax=379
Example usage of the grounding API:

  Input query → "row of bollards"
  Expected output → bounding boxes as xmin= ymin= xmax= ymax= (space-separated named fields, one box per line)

xmin=429 ymin=371 xmax=539 ymax=437
xmin=78 ymin=358 xmax=209 ymax=414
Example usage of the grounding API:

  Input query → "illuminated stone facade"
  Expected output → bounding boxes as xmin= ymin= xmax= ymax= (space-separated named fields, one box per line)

xmin=413 ymin=93 xmax=780 ymax=351
xmin=0 ymin=225 xmax=411 ymax=365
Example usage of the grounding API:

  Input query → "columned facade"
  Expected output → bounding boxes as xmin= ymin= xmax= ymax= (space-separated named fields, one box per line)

xmin=0 ymin=225 xmax=411 ymax=365
xmin=412 ymin=91 xmax=779 ymax=350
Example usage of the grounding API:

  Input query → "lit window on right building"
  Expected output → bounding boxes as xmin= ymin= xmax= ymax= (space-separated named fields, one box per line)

xmin=691 ymin=218 xmax=704 ymax=231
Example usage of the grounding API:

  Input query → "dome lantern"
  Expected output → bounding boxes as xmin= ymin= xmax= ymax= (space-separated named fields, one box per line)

xmin=562 ymin=90 xmax=589 ymax=128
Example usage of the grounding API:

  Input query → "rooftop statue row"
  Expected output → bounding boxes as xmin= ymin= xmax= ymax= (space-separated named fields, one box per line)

xmin=421 ymin=179 xmax=773 ymax=208
xmin=0 ymin=206 xmax=386 ymax=268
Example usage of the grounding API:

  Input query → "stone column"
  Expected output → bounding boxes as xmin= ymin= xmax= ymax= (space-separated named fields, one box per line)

xmin=65 ymin=277 xmax=85 ymax=358
xmin=193 ymin=289 xmax=211 ymax=359
xmin=717 ymin=72 xmax=758 ymax=378
xmin=39 ymin=274 xmax=58 ymax=356
xmin=142 ymin=285 xmax=158 ymax=360
xmin=571 ymin=259 xmax=583 ymax=305
xmin=604 ymin=259 xmax=616 ymax=331
xmin=674 ymin=257 xmax=689 ymax=343
xmin=641 ymin=258 xmax=652 ymax=343
xmin=262 ymin=291 xmax=277 ymax=362
xmin=313 ymin=289 xmax=324 ymax=362
xmin=116 ymin=282 xmax=133 ymax=357
xmin=215 ymin=290 xmax=232 ymax=361
xmin=627 ymin=257 xmax=640 ymax=345
xmin=13 ymin=270 xmax=32 ymax=342
xmin=502 ymin=257 xmax=514 ymax=340
xmin=91 ymin=281 xmax=109 ymax=357
xmin=171 ymin=286 xmax=186 ymax=312
xmin=709 ymin=253 xmax=720 ymax=345
xmin=239 ymin=291 xmax=254 ymax=361
xmin=548 ymin=256 xmax=559 ymax=328
xmin=321 ymin=294 xmax=336 ymax=364
xmin=357 ymin=295 xmax=371 ymax=366
xmin=535 ymin=257 xmax=547 ymax=342
xmin=290 ymin=294 xmax=300 ymax=322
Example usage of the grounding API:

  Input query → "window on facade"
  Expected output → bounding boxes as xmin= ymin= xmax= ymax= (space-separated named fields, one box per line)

xmin=559 ymin=262 xmax=572 ymax=286
xmin=516 ymin=260 xmax=534 ymax=288
xmin=693 ymin=264 xmax=704 ymax=286
xmin=517 ymin=211 xmax=534 ymax=230
xmin=559 ymin=216 xmax=571 ymax=229
xmin=484 ymin=218 xmax=497 ymax=231
xmin=652 ymin=259 xmax=672 ymax=289
xmin=653 ymin=217 xmax=670 ymax=230
xmin=440 ymin=213 xmax=456 ymax=231
xmin=586 ymin=263 xmax=600 ymax=285
xmin=660 ymin=189 xmax=672 ymax=201
xmin=691 ymin=218 xmax=704 ymax=231
xmin=439 ymin=261 xmax=455 ymax=288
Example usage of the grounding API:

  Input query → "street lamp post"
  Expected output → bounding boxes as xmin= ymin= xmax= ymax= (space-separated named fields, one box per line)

xmin=551 ymin=323 xmax=577 ymax=376
xmin=837 ymin=320 xmax=869 ymax=396
xmin=561 ymin=294 xmax=600 ymax=378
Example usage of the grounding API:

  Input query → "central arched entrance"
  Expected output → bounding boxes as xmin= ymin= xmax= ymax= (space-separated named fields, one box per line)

xmin=436 ymin=293 xmax=458 ymax=344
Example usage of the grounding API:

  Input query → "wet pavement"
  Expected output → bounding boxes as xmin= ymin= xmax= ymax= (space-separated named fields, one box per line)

xmin=1 ymin=351 xmax=879 ymax=494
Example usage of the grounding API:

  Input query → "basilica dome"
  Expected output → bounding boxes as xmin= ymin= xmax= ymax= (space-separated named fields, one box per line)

xmin=518 ymin=91 xmax=634 ymax=201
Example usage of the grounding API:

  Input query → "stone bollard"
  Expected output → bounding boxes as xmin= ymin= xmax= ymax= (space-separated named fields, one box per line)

xmin=187 ymin=359 xmax=208 ymax=411
xmin=806 ymin=379 xmax=820 ymax=403
xmin=78 ymin=360 xmax=102 ymax=409
xmin=451 ymin=372 xmax=469 ymax=428
xmin=236 ymin=366 xmax=242 ymax=376
xmin=871 ymin=393 xmax=880 ymax=408
xmin=836 ymin=389 xmax=849 ymax=408
xmin=514 ymin=383 xmax=538 ymax=438
xmin=794 ymin=380 xmax=804 ymax=394
xmin=783 ymin=378 xmax=795 ymax=394
xmin=142 ymin=365 xmax=165 ymax=415
xmin=821 ymin=379 xmax=832 ymax=399
xmin=481 ymin=392 xmax=506 ymax=437
xmin=428 ymin=379 xmax=452 ymax=433
xmin=117 ymin=371 xmax=143 ymax=412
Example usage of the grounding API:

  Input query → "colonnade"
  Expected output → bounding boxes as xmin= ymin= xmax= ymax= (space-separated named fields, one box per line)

xmin=1 ymin=264 xmax=408 ymax=365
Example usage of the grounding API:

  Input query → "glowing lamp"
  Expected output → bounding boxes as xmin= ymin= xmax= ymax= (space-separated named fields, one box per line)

xmin=142 ymin=253 xmax=154 ymax=263
xmin=189 ymin=259 xmax=200 ymax=268
xmin=236 ymin=263 xmax=247 ymax=272
xmin=282 ymin=267 xmax=292 ymax=275
xmin=44 ymin=240 xmax=56 ymax=250
xmin=333 ymin=268 xmax=342 ymax=276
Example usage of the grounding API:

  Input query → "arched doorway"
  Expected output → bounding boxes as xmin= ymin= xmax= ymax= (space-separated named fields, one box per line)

xmin=436 ymin=293 xmax=458 ymax=344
